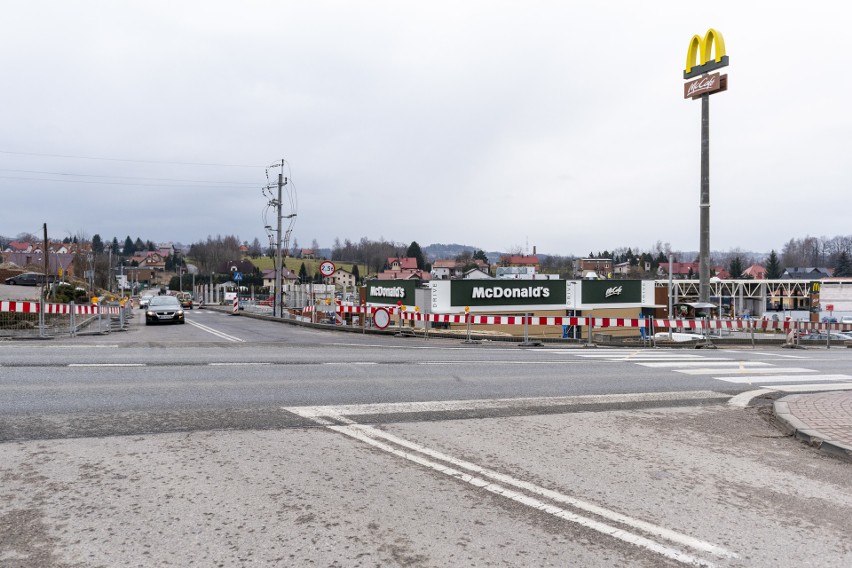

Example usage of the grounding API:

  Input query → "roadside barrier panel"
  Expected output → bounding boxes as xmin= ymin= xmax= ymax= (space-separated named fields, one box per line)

xmin=0 ymin=300 xmax=127 ymax=337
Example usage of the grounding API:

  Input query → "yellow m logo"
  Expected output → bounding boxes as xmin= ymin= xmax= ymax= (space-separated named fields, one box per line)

xmin=684 ymin=28 xmax=728 ymax=79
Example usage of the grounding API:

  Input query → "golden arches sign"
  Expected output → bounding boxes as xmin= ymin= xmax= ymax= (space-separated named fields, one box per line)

xmin=684 ymin=28 xmax=728 ymax=79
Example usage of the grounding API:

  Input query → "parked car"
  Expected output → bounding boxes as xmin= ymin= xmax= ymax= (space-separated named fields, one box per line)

xmin=145 ymin=295 xmax=185 ymax=325
xmin=4 ymin=272 xmax=48 ymax=286
xmin=800 ymin=332 xmax=852 ymax=342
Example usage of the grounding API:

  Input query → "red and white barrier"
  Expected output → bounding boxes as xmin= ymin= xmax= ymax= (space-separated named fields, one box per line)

xmin=0 ymin=301 xmax=123 ymax=315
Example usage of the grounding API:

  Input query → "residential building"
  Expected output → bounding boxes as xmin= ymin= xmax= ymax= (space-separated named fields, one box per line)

xmin=575 ymin=258 xmax=613 ymax=278
xmin=262 ymin=268 xmax=299 ymax=289
xmin=781 ymin=267 xmax=833 ymax=280
xmin=742 ymin=264 xmax=767 ymax=279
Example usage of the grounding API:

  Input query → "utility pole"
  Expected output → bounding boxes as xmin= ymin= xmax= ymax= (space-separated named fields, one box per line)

xmin=276 ymin=165 xmax=284 ymax=318
xmin=264 ymin=159 xmax=296 ymax=318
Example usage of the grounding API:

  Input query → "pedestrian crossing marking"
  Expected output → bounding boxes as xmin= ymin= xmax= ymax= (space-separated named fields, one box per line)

xmin=638 ymin=361 xmax=771 ymax=368
xmin=675 ymin=367 xmax=815 ymax=376
xmin=712 ymin=374 xmax=852 ymax=384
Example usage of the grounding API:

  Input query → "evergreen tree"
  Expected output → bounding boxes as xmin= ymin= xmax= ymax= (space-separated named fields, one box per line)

xmin=834 ymin=251 xmax=851 ymax=277
xmin=473 ymin=250 xmax=489 ymax=263
xmin=134 ymin=237 xmax=145 ymax=252
xmin=765 ymin=249 xmax=782 ymax=279
xmin=91 ymin=234 xmax=104 ymax=254
xmin=298 ymin=262 xmax=308 ymax=282
xmin=123 ymin=236 xmax=135 ymax=257
xmin=729 ymin=256 xmax=744 ymax=279
xmin=351 ymin=264 xmax=360 ymax=284
xmin=111 ymin=237 xmax=120 ymax=255
xmin=405 ymin=241 xmax=425 ymax=269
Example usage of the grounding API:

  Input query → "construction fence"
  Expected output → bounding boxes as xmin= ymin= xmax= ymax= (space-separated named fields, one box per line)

xmin=0 ymin=300 xmax=134 ymax=339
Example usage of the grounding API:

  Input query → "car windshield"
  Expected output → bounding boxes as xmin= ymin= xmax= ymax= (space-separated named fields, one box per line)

xmin=149 ymin=296 xmax=180 ymax=307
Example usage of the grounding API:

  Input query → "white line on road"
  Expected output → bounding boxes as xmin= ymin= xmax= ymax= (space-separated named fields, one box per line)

xmin=746 ymin=352 xmax=809 ymax=359
xmin=208 ymin=362 xmax=272 ymax=366
xmin=768 ymin=383 xmax=852 ymax=392
xmin=287 ymin=391 xmax=729 ymax=418
xmin=286 ymin=400 xmax=736 ymax=565
xmin=712 ymin=374 xmax=852 ymax=384
xmin=675 ymin=367 xmax=816 ymax=376
xmin=67 ymin=363 xmax=146 ymax=367
xmin=186 ymin=319 xmax=245 ymax=342
xmin=638 ymin=361 xmax=771 ymax=368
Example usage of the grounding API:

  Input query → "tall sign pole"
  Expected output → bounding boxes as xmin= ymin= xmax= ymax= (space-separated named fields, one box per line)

xmin=684 ymin=28 xmax=728 ymax=302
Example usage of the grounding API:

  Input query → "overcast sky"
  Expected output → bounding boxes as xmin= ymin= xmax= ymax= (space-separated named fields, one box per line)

xmin=2 ymin=1 xmax=849 ymax=257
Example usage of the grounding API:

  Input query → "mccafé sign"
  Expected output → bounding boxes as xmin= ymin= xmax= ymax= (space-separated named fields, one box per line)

xmin=684 ymin=72 xmax=727 ymax=99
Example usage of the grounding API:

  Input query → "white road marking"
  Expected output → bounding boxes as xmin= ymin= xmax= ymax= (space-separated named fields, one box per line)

xmin=569 ymin=353 xmax=712 ymax=359
xmin=713 ymin=374 xmax=852 ymax=384
xmin=67 ymin=363 xmax=146 ymax=367
xmin=416 ymin=360 xmax=582 ymax=365
xmin=286 ymin=398 xmax=736 ymax=565
xmin=186 ymin=319 xmax=245 ymax=342
xmin=675 ymin=367 xmax=816 ymax=376
xmin=747 ymin=352 xmax=808 ymax=359
xmin=323 ymin=362 xmax=378 ymax=366
xmin=769 ymin=383 xmax=852 ymax=392
xmin=208 ymin=362 xmax=272 ymax=366
xmin=289 ymin=391 xmax=729 ymax=418
xmin=727 ymin=389 xmax=776 ymax=408
xmin=638 ymin=361 xmax=771 ymax=368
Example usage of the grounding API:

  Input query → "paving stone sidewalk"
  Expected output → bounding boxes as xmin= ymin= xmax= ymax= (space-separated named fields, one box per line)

xmin=774 ymin=391 xmax=852 ymax=461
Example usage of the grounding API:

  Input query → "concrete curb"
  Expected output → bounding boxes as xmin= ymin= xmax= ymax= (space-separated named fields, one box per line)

xmin=773 ymin=398 xmax=852 ymax=462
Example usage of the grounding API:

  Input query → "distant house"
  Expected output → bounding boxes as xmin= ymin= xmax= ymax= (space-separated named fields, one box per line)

xmin=501 ymin=255 xmax=540 ymax=269
xmin=376 ymin=269 xmax=430 ymax=281
xmin=781 ymin=267 xmax=833 ymax=280
xmin=431 ymin=259 xmax=489 ymax=280
xmin=158 ymin=243 xmax=175 ymax=259
xmin=658 ymin=262 xmax=700 ymax=279
xmin=132 ymin=251 xmax=166 ymax=271
xmin=2 ymin=252 xmax=76 ymax=277
xmin=262 ymin=268 xmax=299 ymax=289
xmin=431 ymin=260 xmax=460 ymax=280
xmin=300 ymin=248 xmax=318 ymax=260
xmin=742 ymin=264 xmax=766 ymax=279
xmin=327 ymin=268 xmax=356 ymax=288
xmin=375 ymin=257 xmax=430 ymax=281
xmin=4 ymin=241 xmax=33 ymax=253
xmin=387 ymin=257 xmax=418 ymax=270
xmin=463 ymin=267 xmax=492 ymax=279
xmin=218 ymin=259 xmax=259 ymax=276
xmin=574 ymin=258 xmax=612 ymax=278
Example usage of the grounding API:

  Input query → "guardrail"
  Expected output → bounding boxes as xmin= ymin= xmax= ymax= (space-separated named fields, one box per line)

xmin=0 ymin=300 xmax=134 ymax=339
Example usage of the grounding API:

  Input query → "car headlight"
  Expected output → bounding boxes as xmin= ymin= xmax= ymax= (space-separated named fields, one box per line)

xmin=177 ymin=310 xmax=184 ymax=316
xmin=146 ymin=310 xmax=154 ymax=317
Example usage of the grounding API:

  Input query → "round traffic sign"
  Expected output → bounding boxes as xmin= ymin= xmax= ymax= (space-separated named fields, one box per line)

xmin=319 ymin=261 xmax=336 ymax=277
xmin=373 ymin=307 xmax=390 ymax=329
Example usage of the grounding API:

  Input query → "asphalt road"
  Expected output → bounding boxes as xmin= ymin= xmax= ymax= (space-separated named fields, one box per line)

xmin=1 ymin=306 xmax=851 ymax=567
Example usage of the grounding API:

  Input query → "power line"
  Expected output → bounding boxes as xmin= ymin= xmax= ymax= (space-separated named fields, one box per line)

xmin=0 ymin=175 xmax=257 ymax=190
xmin=0 ymin=149 xmax=263 ymax=168
xmin=0 ymin=168 xmax=257 ymax=186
